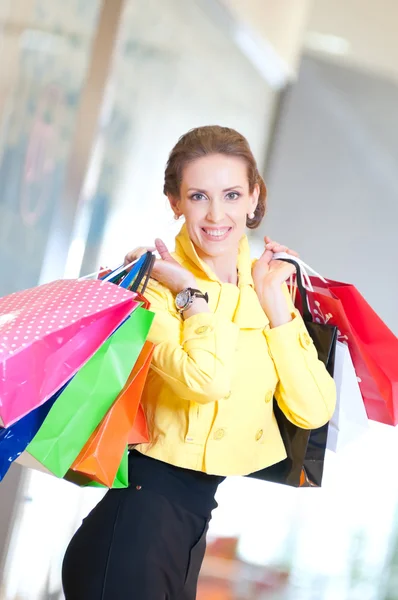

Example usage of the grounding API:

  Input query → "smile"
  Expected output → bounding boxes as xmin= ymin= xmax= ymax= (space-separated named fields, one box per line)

xmin=201 ymin=227 xmax=232 ymax=241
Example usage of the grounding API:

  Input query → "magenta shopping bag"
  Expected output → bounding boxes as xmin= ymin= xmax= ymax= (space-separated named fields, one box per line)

xmin=0 ymin=279 xmax=139 ymax=427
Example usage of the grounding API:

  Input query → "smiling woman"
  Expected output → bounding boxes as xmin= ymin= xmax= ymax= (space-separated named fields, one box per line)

xmin=62 ymin=125 xmax=336 ymax=600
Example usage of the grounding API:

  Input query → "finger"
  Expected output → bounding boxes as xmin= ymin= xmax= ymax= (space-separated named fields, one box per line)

xmin=124 ymin=248 xmax=144 ymax=266
xmin=266 ymin=242 xmax=289 ymax=253
xmin=269 ymin=259 xmax=296 ymax=276
xmin=258 ymin=248 xmax=274 ymax=265
xmin=124 ymin=246 xmax=155 ymax=266
xmin=264 ymin=238 xmax=299 ymax=257
xmin=287 ymin=248 xmax=299 ymax=257
xmin=269 ymin=242 xmax=298 ymax=257
xmin=155 ymin=238 xmax=173 ymax=262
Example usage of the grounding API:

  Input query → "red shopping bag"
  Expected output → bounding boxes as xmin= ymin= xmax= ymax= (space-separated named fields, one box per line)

xmin=297 ymin=277 xmax=398 ymax=425
xmin=0 ymin=279 xmax=138 ymax=427
xmin=70 ymin=340 xmax=154 ymax=487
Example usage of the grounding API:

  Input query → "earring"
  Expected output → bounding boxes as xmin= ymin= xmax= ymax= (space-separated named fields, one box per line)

xmin=174 ymin=214 xmax=180 ymax=221
xmin=248 ymin=212 xmax=255 ymax=220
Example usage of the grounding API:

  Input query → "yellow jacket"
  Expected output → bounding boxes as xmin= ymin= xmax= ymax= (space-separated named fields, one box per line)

xmin=136 ymin=225 xmax=336 ymax=476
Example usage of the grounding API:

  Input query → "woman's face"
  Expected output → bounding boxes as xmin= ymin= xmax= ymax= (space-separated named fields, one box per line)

xmin=172 ymin=153 xmax=259 ymax=260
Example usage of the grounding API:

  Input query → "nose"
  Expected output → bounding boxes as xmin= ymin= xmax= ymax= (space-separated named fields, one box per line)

xmin=207 ymin=199 xmax=225 ymax=223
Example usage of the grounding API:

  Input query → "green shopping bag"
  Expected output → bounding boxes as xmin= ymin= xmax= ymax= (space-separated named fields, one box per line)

xmin=65 ymin=448 xmax=129 ymax=489
xmin=22 ymin=307 xmax=154 ymax=478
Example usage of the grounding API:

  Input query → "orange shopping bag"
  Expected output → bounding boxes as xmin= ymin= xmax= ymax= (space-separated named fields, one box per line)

xmin=128 ymin=404 xmax=150 ymax=445
xmin=70 ymin=341 xmax=154 ymax=487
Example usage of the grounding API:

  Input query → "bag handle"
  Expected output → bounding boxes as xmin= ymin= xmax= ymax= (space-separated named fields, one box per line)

xmin=128 ymin=252 xmax=152 ymax=293
xmin=273 ymin=252 xmax=328 ymax=290
xmin=79 ymin=267 xmax=111 ymax=280
xmin=78 ymin=251 xmax=155 ymax=294
xmin=79 ymin=259 xmax=140 ymax=282
xmin=98 ymin=255 xmax=148 ymax=288
xmin=118 ymin=254 xmax=148 ymax=289
xmin=142 ymin=254 xmax=156 ymax=294
xmin=130 ymin=253 xmax=156 ymax=294
xmin=276 ymin=258 xmax=313 ymax=323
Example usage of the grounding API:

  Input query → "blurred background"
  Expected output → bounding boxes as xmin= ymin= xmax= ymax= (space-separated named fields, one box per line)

xmin=0 ymin=0 xmax=397 ymax=598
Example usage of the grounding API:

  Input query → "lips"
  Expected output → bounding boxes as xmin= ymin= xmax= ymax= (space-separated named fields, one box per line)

xmin=201 ymin=227 xmax=232 ymax=241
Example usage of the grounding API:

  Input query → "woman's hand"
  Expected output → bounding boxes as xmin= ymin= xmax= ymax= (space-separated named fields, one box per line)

xmin=252 ymin=237 xmax=299 ymax=328
xmin=124 ymin=239 xmax=196 ymax=295
xmin=252 ymin=237 xmax=299 ymax=290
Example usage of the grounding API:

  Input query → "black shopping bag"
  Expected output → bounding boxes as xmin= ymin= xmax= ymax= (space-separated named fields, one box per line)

xmin=248 ymin=260 xmax=337 ymax=487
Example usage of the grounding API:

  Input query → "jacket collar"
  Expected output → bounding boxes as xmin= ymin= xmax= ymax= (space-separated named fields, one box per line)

xmin=174 ymin=225 xmax=268 ymax=329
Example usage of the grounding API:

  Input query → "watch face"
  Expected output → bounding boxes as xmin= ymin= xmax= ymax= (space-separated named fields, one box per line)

xmin=176 ymin=289 xmax=190 ymax=310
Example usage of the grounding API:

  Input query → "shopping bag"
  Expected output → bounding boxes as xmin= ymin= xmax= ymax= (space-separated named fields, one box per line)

xmin=127 ymin=404 xmax=150 ymax=445
xmin=65 ymin=449 xmax=129 ymax=489
xmin=101 ymin=253 xmax=149 ymax=288
xmin=18 ymin=306 xmax=154 ymax=478
xmin=0 ymin=384 xmax=66 ymax=482
xmin=301 ymin=277 xmax=398 ymax=426
xmin=70 ymin=341 xmax=154 ymax=487
xmin=327 ymin=341 xmax=369 ymax=452
xmin=249 ymin=259 xmax=337 ymax=487
xmin=0 ymin=278 xmax=138 ymax=427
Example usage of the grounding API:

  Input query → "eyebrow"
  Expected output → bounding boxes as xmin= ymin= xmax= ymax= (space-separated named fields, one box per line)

xmin=187 ymin=186 xmax=244 ymax=193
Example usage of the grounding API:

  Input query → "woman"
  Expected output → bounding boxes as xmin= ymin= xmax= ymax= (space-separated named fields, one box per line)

xmin=62 ymin=125 xmax=336 ymax=599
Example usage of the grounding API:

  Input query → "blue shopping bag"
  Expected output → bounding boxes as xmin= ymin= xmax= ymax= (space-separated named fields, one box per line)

xmin=0 ymin=384 xmax=68 ymax=482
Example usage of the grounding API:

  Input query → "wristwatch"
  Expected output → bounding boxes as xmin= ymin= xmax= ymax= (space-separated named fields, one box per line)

xmin=175 ymin=288 xmax=209 ymax=314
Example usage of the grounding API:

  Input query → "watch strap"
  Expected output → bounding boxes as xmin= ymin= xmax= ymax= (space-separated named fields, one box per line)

xmin=189 ymin=288 xmax=209 ymax=303
xmin=176 ymin=287 xmax=209 ymax=313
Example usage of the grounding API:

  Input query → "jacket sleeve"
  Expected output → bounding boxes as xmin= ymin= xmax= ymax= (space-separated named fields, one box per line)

xmin=144 ymin=279 xmax=239 ymax=404
xmin=264 ymin=284 xmax=336 ymax=429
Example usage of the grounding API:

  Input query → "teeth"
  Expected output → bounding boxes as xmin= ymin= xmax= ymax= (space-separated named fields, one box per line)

xmin=203 ymin=229 xmax=229 ymax=237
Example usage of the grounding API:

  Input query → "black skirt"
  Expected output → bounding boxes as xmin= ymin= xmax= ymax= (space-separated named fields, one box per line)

xmin=62 ymin=451 xmax=223 ymax=600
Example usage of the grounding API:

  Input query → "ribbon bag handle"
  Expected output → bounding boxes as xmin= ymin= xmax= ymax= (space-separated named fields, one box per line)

xmin=79 ymin=267 xmax=111 ymax=281
xmin=276 ymin=257 xmax=313 ymax=323
xmin=79 ymin=259 xmax=142 ymax=283
xmin=130 ymin=253 xmax=156 ymax=294
xmin=118 ymin=254 xmax=148 ymax=289
xmin=98 ymin=255 xmax=147 ymax=288
xmin=273 ymin=252 xmax=328 ymax=290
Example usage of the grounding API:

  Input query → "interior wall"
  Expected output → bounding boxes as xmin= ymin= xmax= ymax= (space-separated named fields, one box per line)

xmin=254 ymin=54 xmax=398 ymax=335
xmin=220 ymin=0 xmax=313 ymax=76
xmin=307 ymin=0 xmax=398 ymax=82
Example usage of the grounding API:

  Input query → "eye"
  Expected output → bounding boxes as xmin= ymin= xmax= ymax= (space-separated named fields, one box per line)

xmin=191 ymin=193 xmax=207 ymax=201
xmin=226 ymin=191 xmax=241 ymax=200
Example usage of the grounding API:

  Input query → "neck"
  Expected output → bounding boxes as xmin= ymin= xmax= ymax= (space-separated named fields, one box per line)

xmin=196 ymin=248 xmax=239 ymax=285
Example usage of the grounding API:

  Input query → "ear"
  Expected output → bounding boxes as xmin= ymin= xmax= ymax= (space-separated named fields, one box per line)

xmin=249 ymin=183 xmax=260 ymax=214
xmin=167 ymin=194 xmax=182 ymax=218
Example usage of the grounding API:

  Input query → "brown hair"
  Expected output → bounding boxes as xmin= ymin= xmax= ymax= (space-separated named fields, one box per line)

xmin=163 ymin=125 xmax=267 ymax=229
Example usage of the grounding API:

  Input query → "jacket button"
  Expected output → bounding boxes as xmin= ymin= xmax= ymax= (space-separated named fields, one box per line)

xmin=300 ymin=331 xmax=312 ymax=348
xmin=255 ymin=429 xmax=264 ymax=441
xmin=265 ymin=391 xmax=273 ymax=404
xmin=214 ymin=428 xmax=225 ymax=440
xmin=195 ymin=325 xmax=210 ymax=335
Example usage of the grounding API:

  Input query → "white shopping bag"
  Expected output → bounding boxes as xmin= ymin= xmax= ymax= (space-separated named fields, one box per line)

xmin=327 ymin=341 xmax=369 ymax=452
xmin=15 ymin=452 xmax=53 ymax=475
